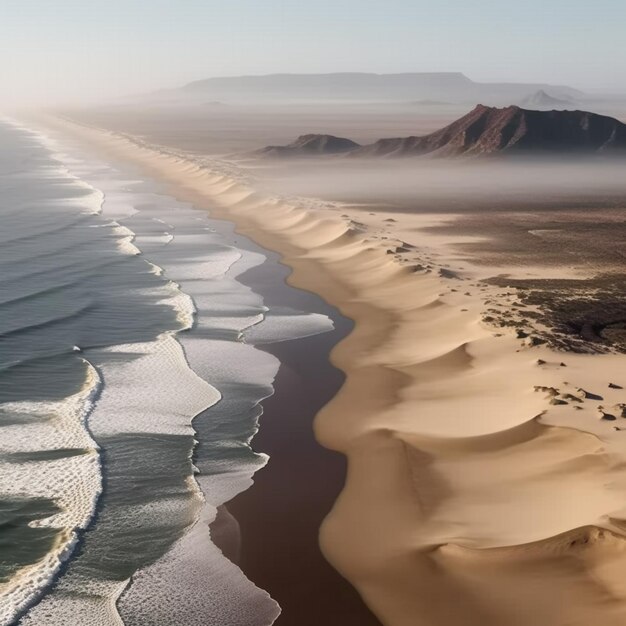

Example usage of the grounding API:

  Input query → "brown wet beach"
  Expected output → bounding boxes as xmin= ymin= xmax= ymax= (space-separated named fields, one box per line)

xmin=209 ymin=225 xmax=382 ymax=626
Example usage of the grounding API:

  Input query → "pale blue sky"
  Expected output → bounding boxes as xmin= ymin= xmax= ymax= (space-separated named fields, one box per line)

xmin=2 ymin=0 xmax=624 ymax=104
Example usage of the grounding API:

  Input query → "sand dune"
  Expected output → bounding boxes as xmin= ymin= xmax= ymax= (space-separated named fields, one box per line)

xmin=37 ymin=115 xmax=626 ymax=626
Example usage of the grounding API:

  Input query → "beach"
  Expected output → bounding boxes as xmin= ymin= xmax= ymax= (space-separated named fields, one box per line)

xmin=182 ymin=215 xmax=383 ymax=625
xmin=30 ymin=112 xmax=626 ymax=626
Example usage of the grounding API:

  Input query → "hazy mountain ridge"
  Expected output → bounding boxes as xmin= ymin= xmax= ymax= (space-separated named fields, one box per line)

xmin=357 ymin=105 xmax=626 ymax=156
xmin=521 ymin=89 xmax=575 ymax=109
xmin=165 ymin=72 xmax=584 ymax=105
xmin=256 ymin=106 xmax=626 ymax=158
xmin=255 ymin=134 xmax=361 ymax=157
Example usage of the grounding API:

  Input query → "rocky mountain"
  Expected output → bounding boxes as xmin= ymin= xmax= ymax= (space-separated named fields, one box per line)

xmin=521 ymin=89 xmax=574 ymax=109
xmin=255 ymin=134 xmax=361 ymax=157
xmin=352 ymin=105 xmax=626 ymax=157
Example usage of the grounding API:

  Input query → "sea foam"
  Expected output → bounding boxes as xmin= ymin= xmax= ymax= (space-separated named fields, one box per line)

xmin=0 ymin=361 xmax=102 ymax=625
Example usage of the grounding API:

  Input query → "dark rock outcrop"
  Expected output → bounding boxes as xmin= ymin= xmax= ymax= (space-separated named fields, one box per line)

xmin=352 ymin=105 xmax=626 ymax=157
xmin=256 ymin=134 xmax=360 ymax=157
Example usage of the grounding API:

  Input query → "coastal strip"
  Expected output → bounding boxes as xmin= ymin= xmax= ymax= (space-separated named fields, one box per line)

xmin=39 ymin=115 xmax=626 ymax=626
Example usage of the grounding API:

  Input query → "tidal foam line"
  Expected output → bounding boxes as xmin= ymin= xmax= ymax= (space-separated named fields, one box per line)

xmin=0 ymin=361 xmax=103 ymax=625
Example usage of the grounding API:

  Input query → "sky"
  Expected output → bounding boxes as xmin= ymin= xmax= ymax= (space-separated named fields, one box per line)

xmin=2 ymin=0 xmax=625 ymax=105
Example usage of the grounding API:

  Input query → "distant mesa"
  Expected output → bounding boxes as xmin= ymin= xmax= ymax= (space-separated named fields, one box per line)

xmin=520 ymin=89 xmax=574 ymax=109
xmin=255 ymin=134 xmax=361 ymax=157
xmin=170 ymin=72 xmax=583 ymax=106
xmin=351 ymin=105 xmax=626 ymax=157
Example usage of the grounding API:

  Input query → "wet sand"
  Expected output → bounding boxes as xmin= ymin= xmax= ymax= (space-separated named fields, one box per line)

xmin=208 ymin=223 xmax=381 ymax=625
xmin=227 ymin=333 xmax=381 ymax=626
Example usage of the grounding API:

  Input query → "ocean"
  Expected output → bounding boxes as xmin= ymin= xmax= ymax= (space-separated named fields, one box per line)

xmin=0 ymin=119 xmax=333 ymax=625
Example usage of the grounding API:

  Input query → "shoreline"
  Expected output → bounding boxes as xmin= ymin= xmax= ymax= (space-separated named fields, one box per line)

xmin=203 ymin=216 xmax=382 ymax=625
xmin=39 ymin=115 xmax=626 ymax=626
